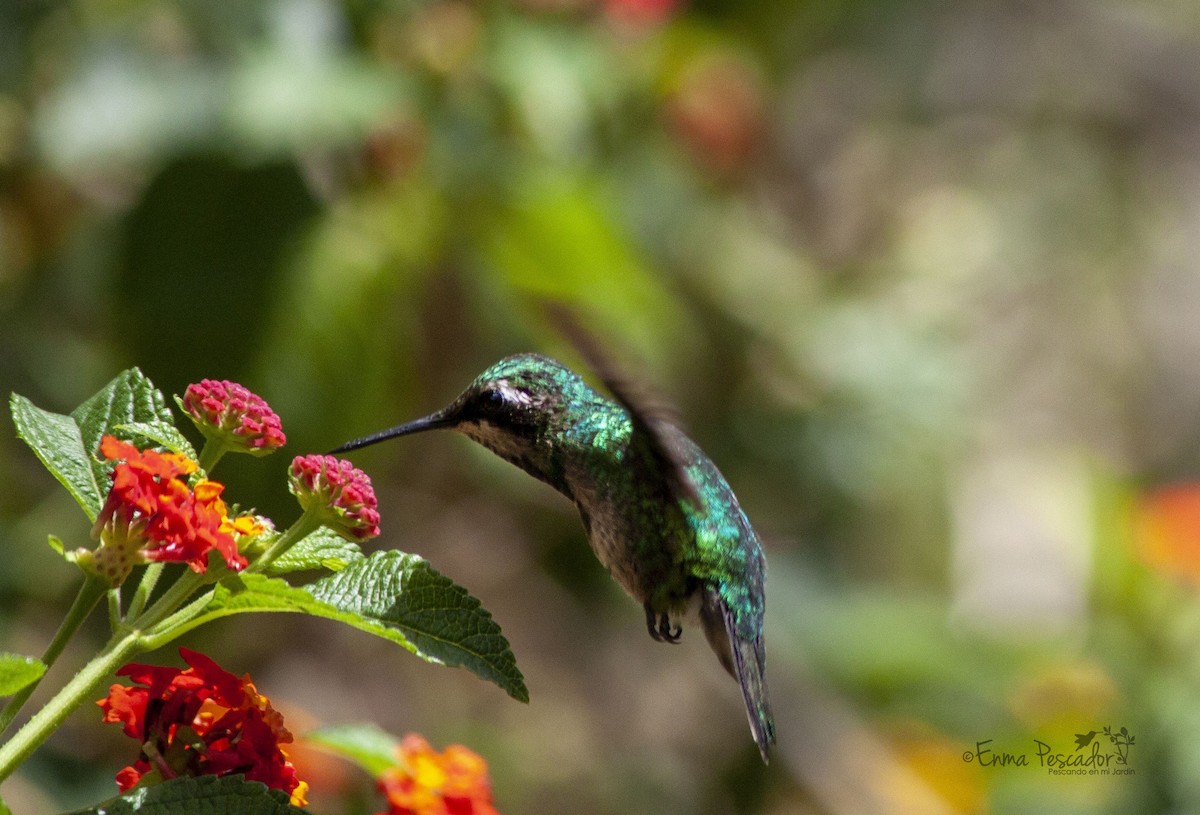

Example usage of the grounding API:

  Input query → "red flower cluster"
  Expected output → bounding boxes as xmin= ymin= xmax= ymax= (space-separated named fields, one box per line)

xmin=91 ymin=436 xmax=251 ymax=583
xmin=376 ymin=735 xmax=499 ymax=815
xmin=98 ymin=648 xmax=307 ymax=807
xmin=605 ymin=0 xmax=678 ymax=28
xmin=180 ymin=380 xmax=286 ymax=454
xmin=667 ymin=53 xmax=764 ymax=175
xmin=289 ymin=454 xmax=381 ymax=541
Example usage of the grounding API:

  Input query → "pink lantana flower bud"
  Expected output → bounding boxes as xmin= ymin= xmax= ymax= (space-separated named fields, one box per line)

xmin=179 ymin=379 xmax=286 ymax=456
xmin=288 ymin=454 xmax=381 ymax=542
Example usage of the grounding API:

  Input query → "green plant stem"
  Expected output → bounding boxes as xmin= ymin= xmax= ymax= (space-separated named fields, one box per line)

xmin=247 ymin=507 xmax=323 ymax=575
xmin=137 ymin=511 xmax=325 ymax=649
xmin=0 ymin=629 xmax=141 ymax=785
xmin=0 ymin=562 xmax=229 ymax=781
xmin=0 ymin=574 xmax=108 ymax=738
xmin=138 ymin=591 xmax=220 ymax=651
xmin=131 ymin=568 xmax=209 ymax=631
xmin=125 ymin=562 xmax=165 ymax=621
xmin=196 ymin=438 xmax=230 ymax=474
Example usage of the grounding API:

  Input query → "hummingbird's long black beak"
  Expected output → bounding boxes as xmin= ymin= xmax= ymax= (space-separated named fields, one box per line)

xmin=328 ymin=412 xmax=457 ymax=454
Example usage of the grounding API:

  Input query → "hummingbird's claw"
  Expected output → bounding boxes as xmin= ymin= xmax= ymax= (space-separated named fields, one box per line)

xmin=644 ymin=605 xmax=659 ymax=639
xmin=644 ymin=605 xmax=682 ymax=643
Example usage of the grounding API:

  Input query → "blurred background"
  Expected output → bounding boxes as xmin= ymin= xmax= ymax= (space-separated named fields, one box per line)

xmin=3 ymin=0 xmax=1200 ymax=812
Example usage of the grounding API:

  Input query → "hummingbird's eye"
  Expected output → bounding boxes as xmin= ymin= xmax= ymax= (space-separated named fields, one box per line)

xmin=475 ymin=388 xmax=509 ymax=415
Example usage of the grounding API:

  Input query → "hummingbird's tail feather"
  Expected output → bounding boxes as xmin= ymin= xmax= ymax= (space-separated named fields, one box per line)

xmin=701 ymin=589 xmax=776 ymax=763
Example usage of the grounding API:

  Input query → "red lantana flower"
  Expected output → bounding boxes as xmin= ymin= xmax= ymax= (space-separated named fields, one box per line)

xmin=98 ymin=648 xmax=308 ymax=807
xmin=376 ymin=735 xmax=499 ymax=815
xmin=90 ymin=436 xmax=253 ymax=583
xmin=289 ymin=454 xmax=381 ymax=541
xmin=179 ymin=379 xmax=286 ymax=455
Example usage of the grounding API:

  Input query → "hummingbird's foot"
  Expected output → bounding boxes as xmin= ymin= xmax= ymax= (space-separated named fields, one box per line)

xmin=644 ymin=605 xmax=683 ymax=643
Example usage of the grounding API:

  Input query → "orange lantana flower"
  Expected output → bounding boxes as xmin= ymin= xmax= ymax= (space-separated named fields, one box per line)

xmin=1135 ymin=484 xmax=1200 ymax=584
xmin=376 ymin=735 xmax=499 ymax=815
xmin=89 ymin=436 xmax=252 ymax=583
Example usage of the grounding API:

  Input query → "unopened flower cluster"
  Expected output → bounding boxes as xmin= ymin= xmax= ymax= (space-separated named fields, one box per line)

xmin=180 ymin=379 xmax=287 ymax=454
xmin=289 ymin=454 xmax=381 ymax=541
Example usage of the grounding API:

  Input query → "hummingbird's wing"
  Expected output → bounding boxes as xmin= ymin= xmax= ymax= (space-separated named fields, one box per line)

xmin=545 ymin=303 xmax=704 ymax=509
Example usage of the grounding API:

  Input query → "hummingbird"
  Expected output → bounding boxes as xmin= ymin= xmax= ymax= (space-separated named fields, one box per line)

xmin=332 ymin=350 xmax=776 ymax=761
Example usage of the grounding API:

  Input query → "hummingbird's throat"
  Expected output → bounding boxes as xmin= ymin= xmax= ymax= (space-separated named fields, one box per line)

xmin=458 ymin=420 xmax=537 ymax=464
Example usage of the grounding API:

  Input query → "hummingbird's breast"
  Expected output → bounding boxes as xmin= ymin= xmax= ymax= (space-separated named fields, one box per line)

xmin=465 ymin=394 xmax=697 ymax=609
xmin=570 ymin=484 xmax=647 ymax=599
xmin=562 ymin=433 xmax=693 ymax=609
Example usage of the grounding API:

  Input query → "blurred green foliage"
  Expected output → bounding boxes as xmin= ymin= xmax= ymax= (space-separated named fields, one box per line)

xmin=4 ymin=0 xmax=1200 ymax=813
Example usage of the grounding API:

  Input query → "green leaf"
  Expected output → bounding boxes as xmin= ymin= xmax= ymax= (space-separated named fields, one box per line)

xmin=189 ymin=553 xmax=528 ymax=701
xmin=10 ymin=393 xmax=103 ymax=521
xmin=266 ymin=528 xmax=364 ymax=575
xmin=72 ymin=368 xmax=173 ymax=500
xmin=116 ymin=421 xmax=197 ymax=461
xmin=304 ymin=723 xmax=399 ymax=776
xmin=0 ymin=653 xmax=46 ymax=697
xmin=10 ymin=369 xmax=173 ymax=522
xmin=46 ymin=534 xmax=83 ymax=565
xmin=307 ymin=551 xmax=528 ymax=702
xmin=189 ymin=574 xmax=314 ymax=621
xmin=64 ymin=774 xmax=309 ymax=815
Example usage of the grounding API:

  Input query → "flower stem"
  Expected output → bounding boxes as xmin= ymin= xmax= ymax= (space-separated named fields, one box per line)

xmin=0 ymin=563 xmax=230 ymax=780
xmin=247 ymin=507 xmax=323 ymax=575
xmin=125 ymin=562 xmax=164 ymax=621
xmin=131 ymin=568 xmax=209 ymax=632
xmin=135 ymin=512 xmax=325 ymax=650
xmin=137 ymin=587 xmax=229 ymax=651
xmin=107 ymin=586 xmax=121 ymax=625
xmin=196 ymin=438 xmax=230 ymax=474
xmin=0 ymin=574 xmax=108 ymax=738
xmin=0 ymin=630 xmax=142 ymax=784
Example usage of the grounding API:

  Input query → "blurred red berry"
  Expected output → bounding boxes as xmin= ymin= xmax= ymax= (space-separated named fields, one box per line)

xmin=667 ymin=53 xmax=765 ymax=175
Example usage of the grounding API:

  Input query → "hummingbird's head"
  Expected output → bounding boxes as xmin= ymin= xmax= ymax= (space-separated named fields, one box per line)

xmin=331 ymin=354 xmax=606 ymax=483
xmin=439 ymin=354 xmax=601 ymax=465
